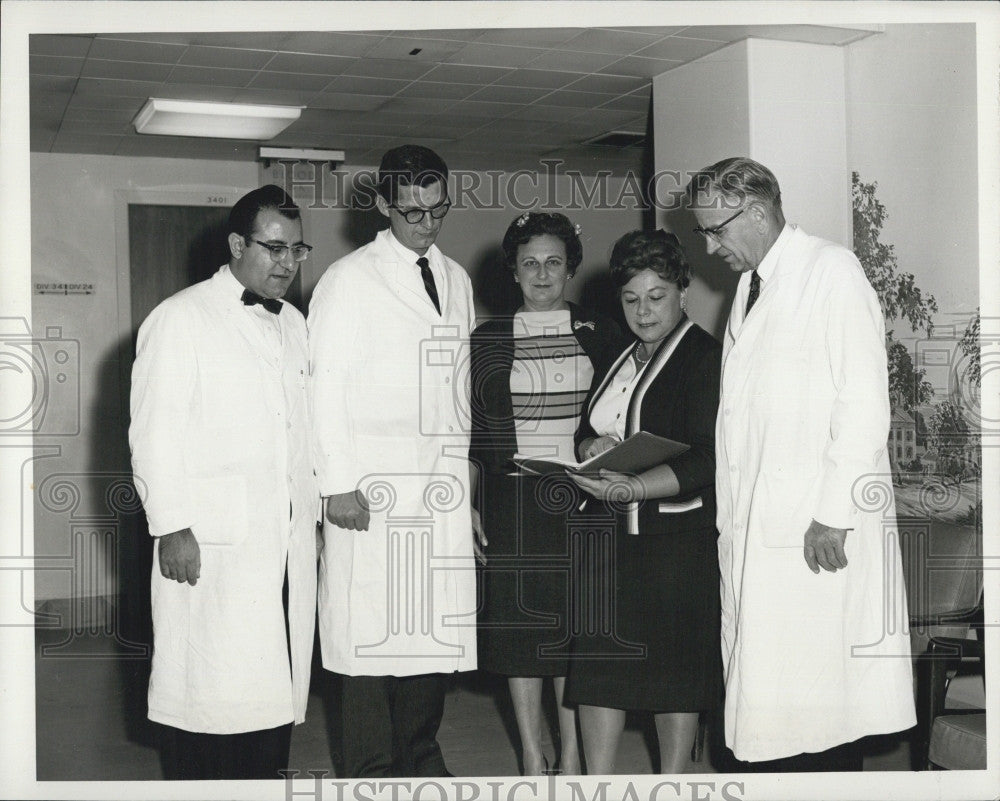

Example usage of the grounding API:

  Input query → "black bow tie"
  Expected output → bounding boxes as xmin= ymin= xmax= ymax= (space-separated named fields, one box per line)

xmin=241 ymin=288 xmax=282 ymax=315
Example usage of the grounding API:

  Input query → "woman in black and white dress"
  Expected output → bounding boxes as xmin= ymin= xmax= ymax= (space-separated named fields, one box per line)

xmin=565 ymin=229 xmax=722 ymax=775
xmin=470 ymin=212 xmax=624 ymax=775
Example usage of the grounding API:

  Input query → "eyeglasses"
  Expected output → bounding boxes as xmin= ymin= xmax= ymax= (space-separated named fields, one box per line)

xmin=248 ymin=238 xmax=313 ymax=262
xmin=692 ymin=207 xmax=745 ymax=241
xmin=389 ymin=201 xmax=451 ymax=224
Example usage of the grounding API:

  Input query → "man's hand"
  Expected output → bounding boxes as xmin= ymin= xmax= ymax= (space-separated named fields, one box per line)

xmin=158 ymin=528 xmax=201 ymax=586
xmin=325 ymin=490 xmax=370 ymax=531
xmin=803 ymin=519 xmax=848 ymax=574
xmin=471 ymin=507 xmax=487 ymax=565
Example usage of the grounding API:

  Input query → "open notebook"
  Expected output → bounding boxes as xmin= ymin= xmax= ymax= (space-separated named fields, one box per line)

xmin=512 ymin=431 xmax=689 ymax=476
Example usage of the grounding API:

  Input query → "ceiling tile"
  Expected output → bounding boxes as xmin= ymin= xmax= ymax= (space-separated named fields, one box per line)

xmin=534 ymin=90 xmax=615 ymax=109
xmin=87 ymin=37 xmax=187 ymax=64
xmin=178 ymin=46 xmax=276 ymax=70
xmin=561 ymin=73 xmax=648 ymax=95
xmin=308 ymin=92 xmax=389 ymax=112
xmin=81 ymin=59 xmax=174 ymax=83
xmin=152 ymin=83 xmax=241 ymax=102
xmin=30 ymin=34 xmax=93 ymax=58
xmin=485 ymin=117 xmax=559 ymax=136
xmin=447 ymin=100 xmax=521 ymax=119
xmin=94 ymin=32 xmax=195 ymax=45
xmin=30 ymin=55 xmax=84 ymax=78
xmin=420 ymin=63 xmax=512 ymax=84
xmin=118 ymin=134 xmax=260 ymax=159
xmin=60 ymin=118 xmax=133 ymax=137
xmin=378 ymin=97 xmax=453 ymax=116
xmin=63 ymin=106 xmax=138 ymax=124
xmin=166 ymin=65 xmax=256 ymax=88
xmin=51 ymin=133 xmax=122 ymax=155
xmin=31 ymin=75 xmax=79 ymax=95
xmin=525 ymin=49 xmax=621 ymax=73
xmin=506 ymin=104 xmax=582 ymax=124
xmin=230 ymin=87 xmax=319 ymax=106
xmin=446 ymin=43 xmax=546 ymax=69
xmin=248 ymin=71 xmax=332 ymax=92
xmin=30 ymin=94 xmax=71 ymax=115
xmin=74 ymin=77 xmax=165 ymax=97
xmin=325 ymin=74 xmax=409 ymax=95
xmin=397 ymin=82 xmax=479 ymax=101
xmin=189 ymin=32 xmax=294 ymax=50
xmin=598 ymin=92 xmax=651 ymax=114
xmin=365 ymin=36 xmax=466 ymax=61
xmin=603 ymin=26 xmax=687 ymax=37
xmin=475 ymin=28 xmax=583 ymax=48
xmin=279 ymin=32 xmax=383 ymax=58
xmin=494 ymin=68 xmax=579 ymax=90
xmin=342 ymin=58 xmax=434 ymax=80
xmin=558 ymin=28 xmax=664 ymax=55
xmin=66 ymin=93 xmax=146 ymax=111
xmin=265 ymin=52 xmax=354 ymax=76
xmin=404 ymin=29 xmax=488 ymax=41
xmin=599 ymin=55 xmax=682 ymax=78
xmin=634 ymin=36 xmax=730 ymax=61
xmin=465 ymin=85 xmax=551 ymax=104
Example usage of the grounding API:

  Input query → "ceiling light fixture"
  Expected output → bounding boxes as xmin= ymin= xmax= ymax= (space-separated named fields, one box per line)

xmin=133 ymin=98 xmax=303 ymax=140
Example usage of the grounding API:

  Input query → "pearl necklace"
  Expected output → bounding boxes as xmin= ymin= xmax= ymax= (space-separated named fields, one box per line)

xmin=634 ymin=342 xmax=651 ymax=365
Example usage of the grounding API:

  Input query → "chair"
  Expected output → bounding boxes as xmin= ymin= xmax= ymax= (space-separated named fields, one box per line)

xmin=915 ymin=600 xmax=986 ymax=770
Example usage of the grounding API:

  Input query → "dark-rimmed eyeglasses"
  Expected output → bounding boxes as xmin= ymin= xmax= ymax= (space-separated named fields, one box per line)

xmin=692 ymin=207 xmax=745 ymax=241
xmin=248 ymin=238 xmax=313 ymax=262
xmin=389 ymin=201 xmax=451 ymax=225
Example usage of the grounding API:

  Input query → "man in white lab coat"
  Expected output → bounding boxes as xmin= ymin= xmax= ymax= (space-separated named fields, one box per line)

xmin=130 ymin=185 xmax=319 ymax=779
xmin=688 ymin=158 xmax=916 ymax=770
xmin=309 ymin=145 xmax=479 ymax=778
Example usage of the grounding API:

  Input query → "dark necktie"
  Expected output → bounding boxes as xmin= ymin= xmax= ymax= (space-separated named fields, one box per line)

xmin=744 ymin=270 xmax=761 ymax=317
xmin=241 ymin=288 xmax=282 ymax=315
xmin=416 ymin=256 xmax=441 ymax=315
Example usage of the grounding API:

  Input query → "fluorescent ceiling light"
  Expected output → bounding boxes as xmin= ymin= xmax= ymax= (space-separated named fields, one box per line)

xmin=133 ymin=98 xmax=303 ymax=140
xmin=259 ymin=146 xmax=346 ymax=163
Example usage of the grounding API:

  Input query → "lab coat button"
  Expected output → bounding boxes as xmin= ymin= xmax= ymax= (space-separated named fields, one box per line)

xmin=724 ymin=408 xmax=731 ymax=416
xmin=445 ymin=376 xmax=451 ymax=384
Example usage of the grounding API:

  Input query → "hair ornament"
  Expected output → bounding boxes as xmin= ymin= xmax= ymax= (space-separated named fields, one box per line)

xmin=516 ymin=212 xmax=531 ymax=227
xmin=574 ymin=223 xmax=582 ymax=235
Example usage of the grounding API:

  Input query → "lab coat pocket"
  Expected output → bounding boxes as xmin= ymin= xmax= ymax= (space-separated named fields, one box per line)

xmin=190 ymin=474 xmax=250 ymax=547
xmin=757 ymin=463 xmax=820 ymax=550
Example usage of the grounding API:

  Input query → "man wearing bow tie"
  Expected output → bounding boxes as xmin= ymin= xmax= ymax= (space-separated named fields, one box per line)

xmin=309 ymin=145 xmax=479 ymax=778
xmin=129 ymin=185 xmax=319 ymax=779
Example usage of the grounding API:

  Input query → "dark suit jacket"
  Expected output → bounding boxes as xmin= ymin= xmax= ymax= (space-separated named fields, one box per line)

xmin=469 ymin=301 xmax=626 ymax=476
xmin=575 ymin=317 xmax=722 ymax=536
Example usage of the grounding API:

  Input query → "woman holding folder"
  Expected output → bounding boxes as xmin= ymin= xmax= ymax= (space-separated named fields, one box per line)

xmin=565 ymin=229 xmax=722 ymax=774
xmin=470 ymin=212 xmax=624 ymax=775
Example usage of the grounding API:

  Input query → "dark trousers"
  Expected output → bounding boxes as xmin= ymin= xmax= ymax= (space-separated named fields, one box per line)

xmin=159 ymin=721 xmax=293 ymax=780
xmin=740 ymin=739 xmax=864 ymax=773
xmin=339 ymin=673 xmax=449 ymax=778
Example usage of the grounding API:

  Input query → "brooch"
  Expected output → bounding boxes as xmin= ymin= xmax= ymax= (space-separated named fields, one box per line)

xmin=573 ymin=320 xmax=595 ymax=331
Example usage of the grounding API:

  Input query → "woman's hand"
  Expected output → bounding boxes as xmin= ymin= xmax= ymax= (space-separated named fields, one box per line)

xmin=581 ymin=436 xmax=619 ymax=460
xmin=569 ymin=469 xmax=643 ymax=503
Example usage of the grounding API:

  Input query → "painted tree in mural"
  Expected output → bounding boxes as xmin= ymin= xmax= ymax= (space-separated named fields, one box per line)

xmin=852 ymin=172 xmax=937 ymax=412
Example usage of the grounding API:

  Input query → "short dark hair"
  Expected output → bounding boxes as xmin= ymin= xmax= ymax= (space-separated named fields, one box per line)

xmin=500 ymin=212 xmax=583 ymax=276
xmin=377 ymin=145 xmax=449 ymax=204
xmin=228 ymin=184 xmax=300 ymax=241
xmin=685 ymin=156 xmax=782 ymax=211
xmin=609 ymin=229 xmax=691 ymax=290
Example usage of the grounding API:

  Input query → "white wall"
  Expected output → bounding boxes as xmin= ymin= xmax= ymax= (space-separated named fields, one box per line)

xmin=846 ymin=23 xmax=979 ymax=323
xmin=30 ymin=152 xmax=643 ymax=602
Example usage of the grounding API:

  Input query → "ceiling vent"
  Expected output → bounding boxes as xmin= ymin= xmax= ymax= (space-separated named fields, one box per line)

xmin=583 ymin=130 xmax=646 ymax=148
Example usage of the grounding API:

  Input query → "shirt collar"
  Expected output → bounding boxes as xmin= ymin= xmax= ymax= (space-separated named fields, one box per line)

xmin=384 ymin=228 xmax=437 ymax=266
xmin=218 ymin=263 xmax=248 ymax=300
xmin=753 ymin=223 xmax=793 ymax=283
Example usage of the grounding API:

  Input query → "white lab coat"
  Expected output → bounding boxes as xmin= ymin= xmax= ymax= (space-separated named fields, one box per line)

xmin=716 ymin=225 xmax=916 ymax=761
xmin=130 ymin=265 xmax=318 ymax=734
xmin=309 ymin=229 xmax=478 ymax=676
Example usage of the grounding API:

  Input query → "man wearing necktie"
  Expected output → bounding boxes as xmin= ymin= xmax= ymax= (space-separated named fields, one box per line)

xmin=129 ymin=185 xmax=319 ymax=779
xmin=309 ymin=145 xmax=480 ymax=778
xmin=688 ymin=158 xmax=915 ymax=771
